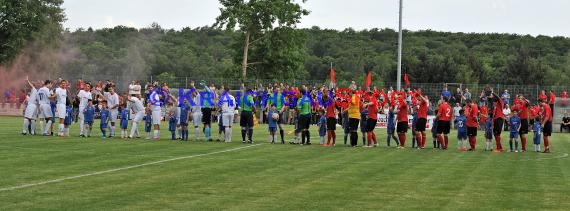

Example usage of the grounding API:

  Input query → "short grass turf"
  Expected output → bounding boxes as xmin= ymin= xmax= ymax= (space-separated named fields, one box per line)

xmin=0 ymin=116 xmax=569 ymax=210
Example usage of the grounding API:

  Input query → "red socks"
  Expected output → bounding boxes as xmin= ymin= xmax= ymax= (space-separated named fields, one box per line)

xmin=443 ymin=135 xmax=449 ymax=149
xmin=521 ymin=136 xmax=526 ymax=151
xmin=495 ymin=135 xmax=502 ymax=150
xmin=437 ymin=135 xmax=444 ymax=148
xmin=416 ymin=132 xmax=422 ymax=148
xmin=544 ymin=136 xmax=550 ymax=149
xmin=422 ymin=133 xmax=427 ymax=148
xmin=399 ymin=134 xmax=406 ymax=147
xmin=327 ymin=131 xmax=332 ymax=145
xmin=468 ymin=136 xmax=476 ymax=150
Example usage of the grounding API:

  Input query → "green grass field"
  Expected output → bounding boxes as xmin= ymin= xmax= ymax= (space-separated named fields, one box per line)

xmin=0 ymin=116 xmax=569 ymax=210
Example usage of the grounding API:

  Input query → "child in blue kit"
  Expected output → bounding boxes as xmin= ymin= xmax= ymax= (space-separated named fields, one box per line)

xmin=144 ymin=108 xmax=152 ymax=140
xmin=360 ymin=107 xmax=368 ymax=146
xmin=386 ymin=106 xmax=399 ymax=147
xmin=168 ymin=110 xmax=177 ymax=140
xmin=431 ymin=115 xmax=439 ymax=149
xmin=411 ymin=107 xmax=418 ymax=148
xmin=533 ymin=116 xmax=542 ymax=152
xmin=509 ymin=110 xmax=521 ymax=152
xmin=318 ymin=109 xmax=327 ymax=145
xmin=83 ymin=99 xmax=95 ymax=137
xmin=455 ymin=109 xmax=467 ymax=150
xmin=268 ymin=105 xmax=278 ymax=144
xmin=64 ymin=102 xmax=73 ymax=137
xmin=485 ymin=115 xmax=493 ymax=151
xmin=120 ymin=104 xmax=129 ymax=139
xmin=99 ymin=101 xmax=110 ymax=139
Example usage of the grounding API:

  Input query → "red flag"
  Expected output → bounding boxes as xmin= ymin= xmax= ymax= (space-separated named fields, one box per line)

xmin=404 ymin=72 xmax=410 ymax=87
xmin=330 ymin=67 xmax=336 ymax=84
xmin=365 ymin=71 xmax=372 ymax=89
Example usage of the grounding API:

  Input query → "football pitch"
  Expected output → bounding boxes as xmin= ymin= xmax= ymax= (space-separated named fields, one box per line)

xmin=0 ymin=116 xmax=569 ymax=210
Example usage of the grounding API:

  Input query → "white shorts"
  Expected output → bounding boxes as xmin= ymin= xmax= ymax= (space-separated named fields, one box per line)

xmin=110 ymin=109 xmax=118 ymax=122
xmin=24 ymin=104 xmax=38 ymax=119
xmin=133 ymin=111 xmax=144 ymax=122
xmin=39 ymin=104 xmax=53 ymax=118
xmin=192 ymin=112 xmax=202 ymax=127
xmin=222 ymin=112 xmax=234 ymax=127
xmin=78 ymin=106 xmax=85 ymax=121
xmin=152 ymin=110 xmax=161 ymax=125
xmin=57 ymin=104 xmax=66 ymax=119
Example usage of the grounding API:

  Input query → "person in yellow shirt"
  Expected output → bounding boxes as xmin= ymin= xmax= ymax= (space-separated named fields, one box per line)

xmin=348 ymin=91 xmax=361 ymax=147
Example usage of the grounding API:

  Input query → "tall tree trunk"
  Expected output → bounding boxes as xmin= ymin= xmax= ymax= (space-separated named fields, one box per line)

xmin=241 ymin=31 xmax=250 ymax=83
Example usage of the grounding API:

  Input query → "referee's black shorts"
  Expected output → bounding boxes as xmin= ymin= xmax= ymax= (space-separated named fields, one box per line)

xmin=240 ymin=111 xmax=253 ymax=128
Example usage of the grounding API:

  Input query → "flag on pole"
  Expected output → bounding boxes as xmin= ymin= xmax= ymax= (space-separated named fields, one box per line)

xmin=330 ymin=66 xmax=336 ymax=84
xmin=365 ymin=70 xmax=372 ymax=89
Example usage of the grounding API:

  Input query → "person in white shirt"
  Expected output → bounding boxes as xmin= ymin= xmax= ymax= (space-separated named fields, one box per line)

xmin=191 ymin=90 xmax=202 ymax=140
xmin=77 ymin=83 xmax=92 ymax=137
xmin=54 ymin=80 xmax=69 ymax=136
xmin=127 ymin=95 xmax=145 ymax=138
xmin=220 ymin=87 xmax=236 ymax=142
xmin=22 ymin=77 xmax=39 ymax=135
xmin=104 ymin=87 xmax=120 ymax=137
xmin=453 ymin=103 xmax=462 ymax=129
xmin=37 ymin=80 xmax=55 ymax=136
xmin=128 ymin=81 xmax=137 ymax=95
xmin=503 ymin=104 xmax=511 ymax=131
xmin=148 ymin=86 xmax=163 ymax=140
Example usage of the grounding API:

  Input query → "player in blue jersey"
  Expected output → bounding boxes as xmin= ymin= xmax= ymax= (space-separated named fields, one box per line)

xmin=83 ymin=99 xmax=95 ymax=137
xmin=99 ymin=101 xmax=110 ymax=139
xmin=120 ymin=104 xmax=129 ymax=139
xmin=386 ymin=106 xmax=399 ymax=147
xmin=509 ymin=110 xmax=522 ymax=152
xmin=455 ymin=109 xmax=467 ymax=151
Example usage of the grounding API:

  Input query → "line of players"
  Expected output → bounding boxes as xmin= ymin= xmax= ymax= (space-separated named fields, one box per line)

xmin=20 ymin=79 xmax=554 ymax=153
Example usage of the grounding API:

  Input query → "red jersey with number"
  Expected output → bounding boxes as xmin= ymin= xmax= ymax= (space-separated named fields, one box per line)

xmin=326 ymin=101 xmax=338 ymax=118
xmin=542 ymin=103 xmax=552 ymax=122
xmin=467 ymin=104 xmax=479 ymax=127
xmin=493 ymin=99 xmax=504 ymax=120
xmin=368 ymin=103 xmax=378 ymax=120
xmin=438 ymin=102 xmax=452 ymax=121
xmin=418 ymin=100 xmax=428 ymax=119
xmin=397 ymin=103 xmax=408 ymax=122
xmin=518 ymin=100 xmax=529 ymax=119
xmin=550 ymin=93 xmax=556 ymax=103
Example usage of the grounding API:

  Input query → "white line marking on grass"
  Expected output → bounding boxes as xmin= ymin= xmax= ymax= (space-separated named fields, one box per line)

xmin=0 ymin=144 xmax=261 ymax=192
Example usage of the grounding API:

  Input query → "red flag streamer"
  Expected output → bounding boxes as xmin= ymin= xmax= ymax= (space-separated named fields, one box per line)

xmin=330 ymin=67 xmax=336 ymax=84
xmin=404 ymin=72 xmax=410 ymax=87
xmin=365 ymin=71 xmax=372 ymax=89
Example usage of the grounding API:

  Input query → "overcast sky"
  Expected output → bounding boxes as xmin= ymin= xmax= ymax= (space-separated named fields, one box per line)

xmin=62 ymin=0 xmax=570 ymax=37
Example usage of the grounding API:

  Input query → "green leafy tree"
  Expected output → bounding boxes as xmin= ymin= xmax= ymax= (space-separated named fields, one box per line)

xmin=214 ymin=0 xmax=310 ymax=82
xmin=0 ymin=0 xmax=65 ymax=64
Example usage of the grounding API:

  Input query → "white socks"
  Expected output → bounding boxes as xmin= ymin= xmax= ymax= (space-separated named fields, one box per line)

xmin=130 ymin=122 xmax=138 ymax=137
xmin=194 ymin=127 xmax=201 ymax=140
xmin=153 ymin=130 xmax=159 ymax=139
xmin=225 ymin=127 xmax=232 ymax=142
xmin=23 ymin=119 xmax=30 ymax=134
xmin=30 ymin=120 xmax=36 ymax=135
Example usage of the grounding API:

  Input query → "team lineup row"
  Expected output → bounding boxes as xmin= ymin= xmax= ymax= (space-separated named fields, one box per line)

xmin=20 ymin=78 xmax=554 ymax=153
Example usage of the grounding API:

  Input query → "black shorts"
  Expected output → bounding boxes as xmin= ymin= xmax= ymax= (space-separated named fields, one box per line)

xmin=240 ymin=111 xmax=253 ymax=128
xmin=437 ymin=120 xmax=451 ymax=134
xmin=519 ymin=119 xmax=529 ymax=135
xmin=201 ymin=107 xmax=212 ymax=124
xmin=326 ymin=117 xmax=337 ymax=131
xmin=467 ymin=126 xmax=478 ymax=137
xmin=543 ymin=121 xmax=552 ymax=136
xmin=366 ymin=118 xmax=377 ymax=132
xmin=416 ymin=118 xmax=427 ymax=132
xmin=397 ymin=121 xmax=408 ymax=133
xmin=348 ymin=118 xmax=359 ymax=131
xmin=493 ymin=118 xmax=503 ymax=135
xmin=298 ymin=114 xmax=311 ymax=130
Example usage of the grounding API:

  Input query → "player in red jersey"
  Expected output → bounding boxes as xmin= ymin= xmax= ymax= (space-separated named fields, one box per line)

xmin=325 ymin=92 xmax=340 ymax=146
xmin=540 ymin=99 xmax=553 ymax=153
xmin=465 ymin=99 xmax=479 ymax=151
xmin=517 ymin=95 xmax=531 ymax=152
xmin=479 ymin=105 xmax=488 ymax=130
xmin=488 ymin=90 xmax=505 ymax=152
xmin=415 ymin=93 xmax=429 ymax=149
xmin=394 ymin=98 xmax=408 ymax=149
xmin=364 ymin=93 xmax=379 ymax=147
xmin=437 ymin=97 xmax=452 ymax=150
xmin=549 ymin=90 xmax=556 ymax=111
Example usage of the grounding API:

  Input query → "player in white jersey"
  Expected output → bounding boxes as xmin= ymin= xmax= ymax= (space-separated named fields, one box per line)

xmin=22 ymin=78 xmax=40 ymax=135
xmin=54 ymin=80 xmax=69 ymax=136
xmin=104 ymin=87 xmax=120 ymax=137
xmin=77 ymin=83 xmax=92 ymax=137
xmin=221 ymin=87 xmax=236 ymax=142
xmin=148 ymin=86 xmax=164 ymax=140
xmin=127 ymin=95 xmax=145 ymax=138
xmin=37 ymin=80 xmax=55 ymax=136
xmin=191 ymin=90 xmax=202 ymax=140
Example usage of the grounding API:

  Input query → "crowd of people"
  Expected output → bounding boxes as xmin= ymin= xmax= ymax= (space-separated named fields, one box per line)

xmin=17 ymin=77 xmax=560 ymax=153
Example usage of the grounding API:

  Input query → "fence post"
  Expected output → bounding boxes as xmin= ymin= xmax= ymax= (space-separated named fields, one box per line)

xmin=185 ymin=77 xmax=188 ymax=89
